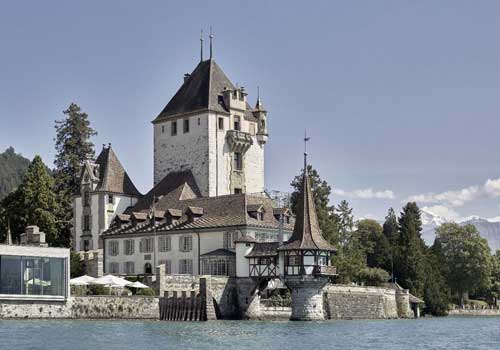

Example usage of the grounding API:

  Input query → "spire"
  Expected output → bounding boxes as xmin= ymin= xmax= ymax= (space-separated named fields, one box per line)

xmin=304 ymin=132 xmax=310 ymax=174
xmin=200 ymin=29 xmax=204 ymax=62
xmin=209 ymin=26 xmax=214 ymax=59
xmin=278 ymin=140 xmax=336 ymax=252
xmin=254 ymin=86 xmax=266 ymax=111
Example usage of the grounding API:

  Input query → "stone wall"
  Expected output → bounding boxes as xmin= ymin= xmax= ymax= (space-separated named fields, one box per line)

xmin=156 ymin=274 xmax=238 ymax=319
xmin=0 ymin=296 xmax=158 ymax=319
xmin=323 ymin=285 xmax=399 ymax=320
xmin=448 ymin=308 xmax=500 ymax=316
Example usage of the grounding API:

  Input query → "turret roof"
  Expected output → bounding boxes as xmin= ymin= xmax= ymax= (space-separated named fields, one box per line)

xmin=278 ymin=170 xmax=336 ymax=252
xmin=94 ymin=146 xmax=142 ymax=197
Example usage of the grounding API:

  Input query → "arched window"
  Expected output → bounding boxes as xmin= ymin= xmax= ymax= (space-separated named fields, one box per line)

xmin=144 ymin=263 xmax=152 ymax=274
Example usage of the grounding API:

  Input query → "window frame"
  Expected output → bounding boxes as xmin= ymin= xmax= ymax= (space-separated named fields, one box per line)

xmin=183 ymin=118 xmax=190 ymax=133
xmin=171 ymin=121 xmax=177 ymax=136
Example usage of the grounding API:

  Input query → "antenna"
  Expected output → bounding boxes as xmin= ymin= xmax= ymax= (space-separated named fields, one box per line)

xmin=200 ymin=29 xmax=204 ymax=62
xmin=209 ymin=26 xmax=214 ymax=59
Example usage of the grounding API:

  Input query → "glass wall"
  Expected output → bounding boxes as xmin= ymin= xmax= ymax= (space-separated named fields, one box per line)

xmin=0 ymin=255 xmax=66 ymax=297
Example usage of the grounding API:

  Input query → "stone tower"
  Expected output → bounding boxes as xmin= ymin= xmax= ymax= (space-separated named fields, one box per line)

xmin=278 ymin=158 xmax=337 ymax=321
xmin=152 ymin=58 xmax=267 ymax=197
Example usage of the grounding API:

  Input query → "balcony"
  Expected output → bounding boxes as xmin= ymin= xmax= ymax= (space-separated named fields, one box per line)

xmin=226 ymin=130 xmax=253 ymax=153
xmin=313 ymin=265 xmax=337 ymax=276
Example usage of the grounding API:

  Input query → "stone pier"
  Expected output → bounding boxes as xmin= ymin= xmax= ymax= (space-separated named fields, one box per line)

xmin=286 ymin=276 xmax=329 ymax=321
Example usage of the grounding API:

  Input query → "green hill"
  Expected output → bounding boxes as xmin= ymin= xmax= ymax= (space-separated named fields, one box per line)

xmin=0 ymin=147 xmax=31 ymax=200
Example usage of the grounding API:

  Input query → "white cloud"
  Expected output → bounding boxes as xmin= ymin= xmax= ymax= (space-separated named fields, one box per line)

xmin=405 ymin=178 xmax=500 ymax=207
xmin=333 ymin=188 xmax=395 ymax=199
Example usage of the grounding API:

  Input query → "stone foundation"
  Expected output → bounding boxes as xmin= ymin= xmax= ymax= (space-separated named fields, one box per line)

xmin=286 ymin=276 xmax=329 ymax=321
xmin=0 ymin=296 xmax=158 ymax=319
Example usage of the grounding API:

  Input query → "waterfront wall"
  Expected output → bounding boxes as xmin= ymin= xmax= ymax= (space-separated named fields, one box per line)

xmin=323 ymin=285 xmax=400 ymax=319
xmin=0 ymin=296 xmax=158 ymax=319
xmin=449 ymin=308 xmax=500 ymax=316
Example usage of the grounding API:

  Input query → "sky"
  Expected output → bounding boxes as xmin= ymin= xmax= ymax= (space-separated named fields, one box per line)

xmin=2 ymin=1 xmax=500 ymax=222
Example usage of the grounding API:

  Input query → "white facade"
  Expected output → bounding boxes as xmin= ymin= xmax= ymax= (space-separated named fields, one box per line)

xmin=154 ymin=110 xmax=265 ymax=197
xmin=74 ymin=192 xmax=138 ymax=252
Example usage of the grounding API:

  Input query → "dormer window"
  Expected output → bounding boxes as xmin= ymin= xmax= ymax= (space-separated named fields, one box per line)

xmin=108 ymin=194 xmax=114 ymax=205
xmin=165 ymin=209 xmax=182 ymax=225
xmin=248 ymin=204 xmax=265 ymax=221
xmin=186 ymin=206 xmax=204 ymax=222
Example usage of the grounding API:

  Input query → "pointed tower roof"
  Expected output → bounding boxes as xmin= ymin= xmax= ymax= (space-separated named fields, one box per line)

xmin=278 ymin=169 xmax=336 ymax=252
xmin=95 ymin=146 xmax=142 ymax=197
xmin=154 ymin=59 xmax=256 ymax=122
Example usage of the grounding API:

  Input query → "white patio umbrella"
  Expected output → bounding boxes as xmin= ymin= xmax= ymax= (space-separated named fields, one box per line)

xmin=90 ymin=275 xmax=131 ymax=287
xmin=70 ymin=275 xmax=96 ymax=286
xmin=127 ymin=281 xmax=149 ymax=289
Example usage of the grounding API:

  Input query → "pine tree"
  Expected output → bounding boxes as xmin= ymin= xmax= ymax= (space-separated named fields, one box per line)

xmin=53 ymin=103 xmax=97 ymax=247
xmin=383 ymin=207 xmax=399 ymax=280
xmin=396 ymin=202 xmax=427 ymax=296
xmin=337 ymin=200 xmax=354 ymax=248
xmin=18 ymin=156 xmax=59 ymax=245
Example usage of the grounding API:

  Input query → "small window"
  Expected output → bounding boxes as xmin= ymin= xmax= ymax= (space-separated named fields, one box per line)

xmin=108 ymin=194 xmax=114 ymax=205
xmin=159 ymin=259 xmax=172 ymax=274
xmin=183 ymin=119 xmax=190 ymax=133
xmin=197 ymin=117 xmax=200 ymax=126
xmin=171 ymin=121 xmax=177 ymax=136
xmin=83 ymin=191 xmax=90 ymax=207
xmin=161 ymin=125 xmax=165 ymax=133
xmin=234 ymin=152 xmax=242 ymax=171
xmin=109 ymin=262 xmax=120 ymax=274
xmin=257 ymin=212 xmax=264 ymax=221
xmin=218 ymin=117 xmax=224 ymax=130
xmin=109 ymin=241 xmax=119 ymax=256
xmin=179 ymin=235 xmax=193 ymax=252
xmin=124 ymin=261 xmax=135 ymax=274
xmin=234 ymin=188 xmax=242 ymax=194
xmin=83 ymin=215 xmax=90 ymax=231
xmin=144 ymin=263 xmax=152 ymax=274
xmin=158 ymin=236 xmax=171 ymax=252
xmin=234 ymin=116 xmax=241 ymax=131
xmin=179 ymin=259 xmax=193 ymax=274
xmin=124 ymin=239 xmax=135 ymax=255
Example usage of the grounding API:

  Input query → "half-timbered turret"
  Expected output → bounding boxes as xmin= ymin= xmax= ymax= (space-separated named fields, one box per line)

xmin=277 ymin=154 xmax=337 ymax=320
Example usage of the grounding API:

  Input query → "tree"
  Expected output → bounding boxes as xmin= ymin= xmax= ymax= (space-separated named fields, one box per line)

xmin=383 ymin=207 xmax=399 ymax=280
xmin=433 ymin=223 xmax=492 ymax=306
xmin=0 ymin=147 xmax=30 ymax=200
xmin=423 ymin=252 xmax=449 ymax=316
xmin=355 ymin=219 xmax=391 ymax=270
xmin=18 ymin=156 xmax=59 ymax=245
xmin=396 ymin=202 xmax=427 ymax=297
xmin=290 ymin=165 xmax=339 ymax=244
xmin=357 ymin=267 xmax=390 ymax=286
xmin=70 ymin=251 xmax=85 ymax=278
xmin=53 ymin=103 xmax=97 ymax=247
xmin=337 ymin=200 xmax=354 ymax=248
xmin=488 ymin=250 xmax=500 ymax=305
xmin=0 ymin=188 xmax=25 ymax=243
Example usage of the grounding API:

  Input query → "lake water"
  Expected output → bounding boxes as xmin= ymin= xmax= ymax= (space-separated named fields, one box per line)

xmin=1 ymin=317 xmax=499 ymax=350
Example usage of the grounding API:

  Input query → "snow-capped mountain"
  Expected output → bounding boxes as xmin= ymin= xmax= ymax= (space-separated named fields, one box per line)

xmin=421 ymin=210 xmax=500 ymax=252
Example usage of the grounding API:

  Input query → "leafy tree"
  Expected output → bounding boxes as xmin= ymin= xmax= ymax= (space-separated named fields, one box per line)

xmin=356 ymin=219 xmax=391 ymax=270
xmin=433 ymin=223 xmax=492 ymax=306
xmin=488 ymin=250 xmax=500 ymax=305
xmin=357 ymin=267 xmax=390 ymax=286
xmin=53 ymin=103 xmax=97 ymax=247
xmin=332 ymin=236 xmax=366 ymax=284
xmin=0 ymin=188 xmax=25 ymax=243
xmin=396 ymin=202 xmax=427 ymax=297
xmin=290 ymin=165 xmax=340 ymax=244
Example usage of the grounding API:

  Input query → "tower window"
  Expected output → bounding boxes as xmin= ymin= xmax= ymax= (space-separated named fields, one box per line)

xmin=218 ymin=117 xmax=224 ymax=130
xmin=234 ymin=152 xmax=242 ymax=171
xmin=108 ymin=194 xmax=114 ymax=204
xmin=234 ymin=116 xmax=241 ymax=131
xmin=183 ymin=119 xmax=190 ymax=133
xmin=83 ymin=215 xmax=90 ymax=231
xmin=171 ymin=121 xmax=177 ymax=136
xmin=198 ymin=117 xmax=200 ymax=126
xmin=83 ymin=191 xmax=90 ymax=207
xmin=249 ymin=123 xmax=256 ymax=136
xmin=234 ymin=188 xmax=242 ymax=194
xmin=161 ymin=125 xmax=165 ymax=133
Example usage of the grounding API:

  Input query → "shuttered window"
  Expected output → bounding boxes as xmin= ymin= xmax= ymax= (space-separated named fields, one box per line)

xmin=179 ymin=236 xmax=192 ymax=252
xmin=124 ymin=240 xmax=135 ymax=255
xmin=179 ymin=259 xmax=193 ymax=274
xmin=109 ymin=241 xmax=119 ymax=256
xmin=158 ymin=236 xmax=171 ymax=252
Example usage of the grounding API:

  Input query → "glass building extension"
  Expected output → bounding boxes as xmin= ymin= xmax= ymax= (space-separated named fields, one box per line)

xmin=0 ymin=255 xmax=67 ymax=299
